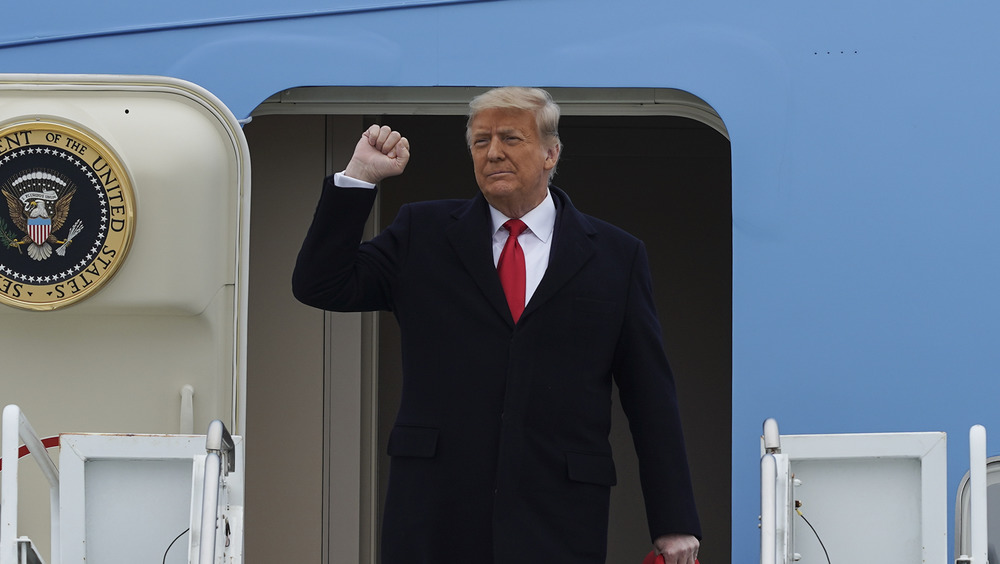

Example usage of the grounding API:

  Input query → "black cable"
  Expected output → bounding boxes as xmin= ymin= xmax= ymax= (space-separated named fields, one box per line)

xmin=796 ymin=508 xmax=831 ymax=564
xmin=162 ymin=528 xmax=190 ymax=564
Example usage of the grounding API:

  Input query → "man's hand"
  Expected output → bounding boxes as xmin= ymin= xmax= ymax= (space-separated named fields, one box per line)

xmin=343 ymin=124 xmax=411 ymax=184
xmin=653 ymin=533 xmax=699 ymax=564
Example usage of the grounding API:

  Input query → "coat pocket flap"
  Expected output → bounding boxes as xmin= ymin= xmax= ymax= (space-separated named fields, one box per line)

xmin=566 ymin=451 xmax=617 ymax=486
xmin=387 ymin=425 xmax=439 ymax=458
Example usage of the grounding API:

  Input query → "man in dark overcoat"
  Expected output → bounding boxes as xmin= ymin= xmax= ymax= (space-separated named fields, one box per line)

xmin=293 ymin=87 xmax=701 ymax=564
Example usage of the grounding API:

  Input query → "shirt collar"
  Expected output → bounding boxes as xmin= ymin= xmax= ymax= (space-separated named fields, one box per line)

xmin=489 ymin=189 xmax=556 ymax=243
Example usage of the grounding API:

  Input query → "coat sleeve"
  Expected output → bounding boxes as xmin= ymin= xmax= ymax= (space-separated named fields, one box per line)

xmin=612 ymin=240 xmax=702 ymax=542
xmin=291 ymin=176 xmax=408 ymax=312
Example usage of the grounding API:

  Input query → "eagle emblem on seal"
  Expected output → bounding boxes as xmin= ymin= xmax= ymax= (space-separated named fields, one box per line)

xmin=2 ymin=169 xmax=84 ymax=261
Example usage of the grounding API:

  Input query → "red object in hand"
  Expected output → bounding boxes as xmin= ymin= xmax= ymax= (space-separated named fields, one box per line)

xmin=642 ymin=550 xmax=699 ymax=564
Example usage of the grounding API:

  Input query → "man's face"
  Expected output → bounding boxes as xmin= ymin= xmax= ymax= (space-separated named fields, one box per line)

xmin=468 ymin=108 xmax=559 ymax=217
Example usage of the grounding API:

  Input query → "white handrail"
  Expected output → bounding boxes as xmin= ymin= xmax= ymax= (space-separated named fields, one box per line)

xmin=969 ymin=425 xmax=988 ymax=564
xmin=198 ymin=452 xmax=222 ymax=564
xmin=198 ymin=420 xmax=235 ymax=564
xmin=760 ymin=453 xmax=777 ymax=564
xmin=1 ymin=405 xmax=59 ymax=564
xmin=761 ymin=418 xmax=781 ymax=564
xmin=763 ymin=418 xmax=781 ymax=454
xmin=205 ymin=420 xmax=234 ymax=476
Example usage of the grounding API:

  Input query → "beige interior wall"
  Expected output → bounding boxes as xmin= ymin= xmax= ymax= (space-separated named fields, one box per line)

xmin=244 ymin=114 xmax=379 ymax=564
xmin=244 ymin=114 xmax=327 ymax=563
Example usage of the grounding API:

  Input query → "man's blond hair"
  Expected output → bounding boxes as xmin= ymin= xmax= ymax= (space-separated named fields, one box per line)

xmin=466 ymin=87 xmax=563 ymax=178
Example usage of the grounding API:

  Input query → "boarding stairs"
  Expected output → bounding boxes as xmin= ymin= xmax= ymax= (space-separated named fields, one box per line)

xmin=760 ymin=418 xmax=991 ymax=564
xmin=0 ymin=405 xmax=243 ymax=564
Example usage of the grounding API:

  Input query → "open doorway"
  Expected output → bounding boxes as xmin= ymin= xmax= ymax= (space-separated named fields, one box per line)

xmin=375 ymin=113 xmax=731 ymax=563
xmin=244 ymin=88 xmax=731 ymax=564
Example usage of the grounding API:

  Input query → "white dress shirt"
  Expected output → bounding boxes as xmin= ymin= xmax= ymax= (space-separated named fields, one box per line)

xmin=334 ymin=171 xmax=555 ymax=304
xmin=488 ymin=191 xmax=554 ymax=304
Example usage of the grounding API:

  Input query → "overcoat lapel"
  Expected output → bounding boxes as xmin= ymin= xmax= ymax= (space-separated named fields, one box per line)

xmin=444 ymin=188 xmax=597 ymax=325
xmin=445 ymin=194 xmax=514 ymax=324
xmin=522 ymin=187 xmax=596 ymax=318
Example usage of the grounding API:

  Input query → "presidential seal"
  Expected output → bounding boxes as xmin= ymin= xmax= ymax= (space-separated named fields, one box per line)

xmin=0 ymin=121 xmax=135 ymax=310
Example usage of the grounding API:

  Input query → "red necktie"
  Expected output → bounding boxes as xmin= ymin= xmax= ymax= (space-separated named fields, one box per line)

xmin=498 ymin=219 xmax=527 ymax=322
